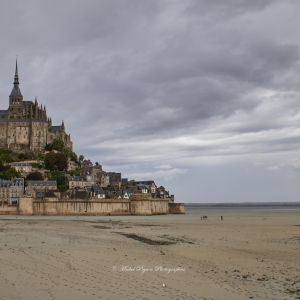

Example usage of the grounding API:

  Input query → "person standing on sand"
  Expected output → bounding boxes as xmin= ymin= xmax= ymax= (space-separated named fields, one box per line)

xmin=221 ymin=216 xmax=223 ymax=221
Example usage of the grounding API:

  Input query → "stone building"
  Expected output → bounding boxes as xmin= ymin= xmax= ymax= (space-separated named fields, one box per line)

xmin=10 ymin=162 xmax=32 ymax=175
xmin=0 ymin=178 xmax=24 ymax=205
xmin=0 ymin=60 xmax=72 ymax=152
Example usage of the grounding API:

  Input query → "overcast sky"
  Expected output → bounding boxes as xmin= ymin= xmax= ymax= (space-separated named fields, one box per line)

xmin=1 ymin=0 xmax=300 ymax=203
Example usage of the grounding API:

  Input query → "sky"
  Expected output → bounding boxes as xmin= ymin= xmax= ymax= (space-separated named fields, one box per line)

xmin=1 ymin=0 xmax=300 ymax=203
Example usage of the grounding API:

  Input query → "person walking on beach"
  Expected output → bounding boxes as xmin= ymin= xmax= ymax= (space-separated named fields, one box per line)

xmin=221 ymin=216 xmax=223 ymax=221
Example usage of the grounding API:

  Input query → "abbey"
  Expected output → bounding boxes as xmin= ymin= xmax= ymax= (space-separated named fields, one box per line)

xmin=0 ymin=60 xmax=72 ymax=152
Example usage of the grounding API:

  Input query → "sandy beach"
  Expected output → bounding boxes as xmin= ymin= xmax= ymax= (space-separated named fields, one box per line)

xmin=1 ymin=207 xmax=300 ymax=300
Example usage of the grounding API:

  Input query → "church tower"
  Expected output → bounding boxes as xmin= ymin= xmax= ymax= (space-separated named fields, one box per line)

xmin=8 ymin=59 xmax=24 ymax=119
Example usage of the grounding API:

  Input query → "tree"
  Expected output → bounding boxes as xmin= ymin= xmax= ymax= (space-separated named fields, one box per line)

xmin=55 ymin=153 xmax=68 ymax=171
xmin=45 ymin=143 xmax=53 ymax=151
xmin=0 ymin=161 xmax=7 ymax=172
xmin=44 ymin=152 xmax=68 ymax=171
xmin=26 ymin=171 xmax=44 ymax=181
xmin=68 ymin=168 xmax=81 ymax=176
xmin=0 ymin=153 xmax=14 ymax=162
xmin=18 ymin=153 xmax=28 ymax=160
xmin=70 ymin=152 xmax=78 ymax=163
xmin=52 ymin=139 xmax=65 ymax=151
xmin=38 ymin=153 xmax=44 ymax=160
xmin=62 ymin=147 xmax=71 ymax=157
xmin=49 ymin=170 xmax=65 ymax=186
xmin=58 ymin=184 xmax=68 ymax=192
xmin=0 ymin=167 xmax=22 ymax=180
xmin=44 ymin=152 xmax=57 ymax=170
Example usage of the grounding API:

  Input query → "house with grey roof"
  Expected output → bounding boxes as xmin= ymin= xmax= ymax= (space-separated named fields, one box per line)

xmin=27 ymin=180 xmax=57 ymax=190
xmin=0 ymin=178 xmax=24 ymax=205
xmin=86 ymin=185 xmax=105 ymax=199
xmin=66 ymin=175 xmax=89 ymax=189
xmin=10 ymin=162 xmax=32 ymax=175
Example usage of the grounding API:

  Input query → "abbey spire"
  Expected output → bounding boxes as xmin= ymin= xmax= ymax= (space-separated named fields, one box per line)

xmin=10 ymin=58 xmax=22 ymax=97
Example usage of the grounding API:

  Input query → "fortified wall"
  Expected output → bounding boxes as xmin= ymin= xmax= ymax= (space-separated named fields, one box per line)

xmin=0 ymin=194 xmax=185 ymax=216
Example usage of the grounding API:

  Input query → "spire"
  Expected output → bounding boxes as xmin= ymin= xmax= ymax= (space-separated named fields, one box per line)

xmin=14 ymin=58 xmax=19 ymax=85
xmin=10 ymin=58 xmax=22 ymax=97
xmin=61 ymin=120 xmax=65 ymax=131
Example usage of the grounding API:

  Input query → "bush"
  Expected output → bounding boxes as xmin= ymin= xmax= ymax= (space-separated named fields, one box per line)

xmin=58 ymin=184 xmax=68 ymax=192
xmin=38 ymin=153 xmax=44 ymax=160
xmin=45 ymin=144 xmax=53 ymax=151
xmin=30 ymin=163 xmax=40 ymax=168
xmin=18 ymin=153 xmax=28 ymax=160
xmin=0 ymin=167 xmax=22 ymax=180
xmin=0 ymin=154 xmax=14 ymax=162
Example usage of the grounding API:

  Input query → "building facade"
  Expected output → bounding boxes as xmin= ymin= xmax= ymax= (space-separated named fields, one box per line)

xmin=0 ymin=60 xmax=72 ymax=152
xmin=0 ymin=178 xmax=24 ymax=205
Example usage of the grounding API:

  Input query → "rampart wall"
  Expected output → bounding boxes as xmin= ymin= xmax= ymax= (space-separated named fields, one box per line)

xmin=0 ymin=197 xmax=184 ymax=216
xmin=168 ymin=203 xmax=185 ymax=214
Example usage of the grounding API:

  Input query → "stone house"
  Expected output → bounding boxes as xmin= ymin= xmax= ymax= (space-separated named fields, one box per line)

xmin=27 ymin=180 xmax=57 ymax=190
xmin=10 ymin=162 xmax=32 ymax=175
xmin=86 ymin=185 xmax=105 ymax=199
xmin=0 ymin=178 xmax=24 ymax=205
xmin=66 ymin=176 xmax=88 ymax=189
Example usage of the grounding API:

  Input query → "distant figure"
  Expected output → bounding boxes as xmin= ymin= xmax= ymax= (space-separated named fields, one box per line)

xmin=221 ymin=216 xmax=223 ymax=221
xmin=203 ymin=215 xmax=207 ymax=220
xmin=201 ymin=215 xmax=202 ymax=220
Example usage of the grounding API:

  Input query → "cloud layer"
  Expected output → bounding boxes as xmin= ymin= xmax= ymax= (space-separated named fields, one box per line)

xmin=1 ymin=1 xmax=300 ymax=202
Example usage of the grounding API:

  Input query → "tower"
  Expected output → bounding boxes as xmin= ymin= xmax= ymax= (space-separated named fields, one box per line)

xmin=8 ymin=59 xmax=23 ymax=119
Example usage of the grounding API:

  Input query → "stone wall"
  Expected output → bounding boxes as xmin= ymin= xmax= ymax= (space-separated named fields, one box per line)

xmin=168 ymin=203 xmax=185 ymax=214
xmin=1 ymin=196 xmax=183 ymax=216
xmin=33 ymin=199 xmax=131 ymax=215
xmin=18 ymin=196 xmax=33 ymax=215
xmin=0 ymin=202 xmax=18 ymax=215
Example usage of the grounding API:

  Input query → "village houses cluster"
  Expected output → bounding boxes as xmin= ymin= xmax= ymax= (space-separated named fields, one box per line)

xmin=2 ymin=159 xmax=172 ymax=205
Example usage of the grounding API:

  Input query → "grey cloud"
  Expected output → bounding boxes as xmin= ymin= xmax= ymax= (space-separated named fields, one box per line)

xmin=1 ymin=1 xmax=300 ymax=189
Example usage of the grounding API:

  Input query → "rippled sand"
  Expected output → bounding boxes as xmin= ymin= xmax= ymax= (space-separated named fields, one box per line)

xmin=0 ymin=207 xmax=300 ymax=299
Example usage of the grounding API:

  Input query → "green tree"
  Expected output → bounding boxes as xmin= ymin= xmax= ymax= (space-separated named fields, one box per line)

xmin=18 ymin=153 xmax=28 ymax=160
xmin=26 ymin=171 xmax=44 ymax=181
xmin=44 ymin=152 xmax=57 ymax=170
xmin=52 ymin=139 xmax=65 ymax=151
xmin=49 ymin=170 xmax=65 ymax=186
xmin=0 ymin=148 xmax=12 ymax=155
xmin=0 ymin=153 xmax=14 ymax=162
xmin=38 ymin=153 xmax=44 ymax=160
xmin=45 ymin=143 xmax=53 ymax=151
xmin=0 ymin=167 xmax=22 ymax=180
xmin=58 ymin=184 xmax=68 ymax=192
xmin=70 ymin=152 xmax=78 ymax=163
xmin=26 ymin=171 xmax=44 ymax=180
xmin=68 ymin=167 xmax=81 ymax=176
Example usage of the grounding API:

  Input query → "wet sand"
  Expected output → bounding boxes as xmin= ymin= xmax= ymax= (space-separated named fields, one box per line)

xmin=0 ymin=207 xmax=300 ymax=300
